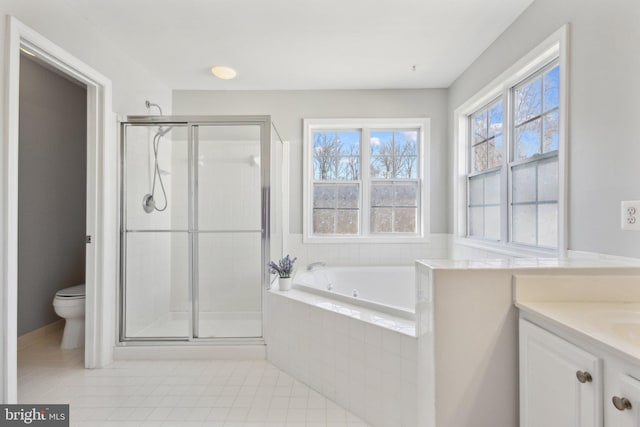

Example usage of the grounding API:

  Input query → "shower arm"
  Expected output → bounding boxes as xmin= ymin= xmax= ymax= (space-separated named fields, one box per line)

xmin=145 ymin=100 xmax=163 ymax=116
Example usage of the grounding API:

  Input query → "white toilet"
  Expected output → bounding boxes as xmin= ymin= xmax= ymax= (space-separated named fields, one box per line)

xmin=52 ymin=284 xmax=85 ymax=349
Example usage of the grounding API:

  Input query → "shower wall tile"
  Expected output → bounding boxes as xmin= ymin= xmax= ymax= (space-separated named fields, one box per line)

xmin=284 ymin=233 xmax=448 ymax=271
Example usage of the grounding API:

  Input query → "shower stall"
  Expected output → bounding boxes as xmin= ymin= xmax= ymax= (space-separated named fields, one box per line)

xmin=119 ymin=116 xmax=270 ymax=342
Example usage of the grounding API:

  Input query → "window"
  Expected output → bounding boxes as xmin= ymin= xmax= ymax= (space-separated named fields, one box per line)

xmin=468 ymin=98 xmax=504 ymax=241
xmin=303 ymin=119 xmax=429 ymax=242
xmin=455 ymin=25 xmax=567 ymax=254
xmin=510 ymin=63 xmax=560 ymax=248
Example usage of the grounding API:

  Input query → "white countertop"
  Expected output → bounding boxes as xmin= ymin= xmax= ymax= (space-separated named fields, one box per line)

xmin=517 ymin=301 xmax=640 ymax=364
xmin=514 ymin=274 xmax=640 ymax=364
xmin=418 ymin=257 xmax=640 ymax=270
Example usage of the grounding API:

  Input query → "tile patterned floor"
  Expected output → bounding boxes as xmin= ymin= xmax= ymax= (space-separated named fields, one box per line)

xmin=18 ymin=328 xmax=370 ymax=426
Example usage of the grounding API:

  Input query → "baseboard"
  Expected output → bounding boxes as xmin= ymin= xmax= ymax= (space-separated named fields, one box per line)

xmin=18 ymin=320 xmax=64 ymax=351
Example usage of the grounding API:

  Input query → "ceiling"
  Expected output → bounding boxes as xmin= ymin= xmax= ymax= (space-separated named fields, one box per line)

xmin=62 ymin=0 xmax=534 ymax=91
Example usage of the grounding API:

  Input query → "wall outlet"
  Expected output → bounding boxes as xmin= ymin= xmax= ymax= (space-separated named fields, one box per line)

xmin=621 ymin=201 xmax=640 ymax=231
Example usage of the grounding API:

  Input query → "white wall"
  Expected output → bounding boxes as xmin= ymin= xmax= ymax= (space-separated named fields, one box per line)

xmin=173 ymin=89 xmax=450 ymax=266
xmin=0 ymin=2 xmax=172 ymax=400
xmin=448 ymin=0 xmax=640 ymax=258
xmin=0 ymin=2 xmax=172 ymax=114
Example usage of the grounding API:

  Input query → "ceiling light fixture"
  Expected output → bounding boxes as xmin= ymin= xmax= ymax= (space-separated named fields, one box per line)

xmin=211 ymin=65 xmax=238 ymax=80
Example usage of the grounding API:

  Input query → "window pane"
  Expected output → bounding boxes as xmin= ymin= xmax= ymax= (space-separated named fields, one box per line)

xmin=313 ymin=184 xmax=336 ymax=208
xmin=370 ymin=130 xmax=418 ymax=179
xmin=337 ymin=156 xmax=360 ymax=180
xmin=336 ymin=210 xmax=358 ymax=234
xmin=370 ymin=131 xmax=392 ymax=156
xmin=337 ymin=131 xmax=361 ymax=156
xmin=538 ymin=160 xmax=558 ymax=202
xmin=514 ymin=77 xmax=542 ymax=125
xmin=538 ymin=203 xmax=558 ymax=248
xmin=313 ymin=131 xmax=360 ymax=181
xmin=485 ymin=206 xmax=501 ymax=240
xmin=370 ymin=156 xmax=391 ymax=179
xmin=488 ymin=101 xmax=503 ymax=137
xmin=514 ymin=118 xmax=541 ymax=160
xmin=337 ymin=185 xmax=359 ymax=208
xmin=371 ymin=207 xmax=392 ymax=233
xmin=543 ymin=65 xmax=560 ymax=112
xmin=472 ymin=110 xmax=487 ymax=143
xmin=484 ymin=172 xmax=500 ymax=204
xmin=473 ymin=142 xmax=488 ymax=172
xmin=396 ymin=156 xmax=418 ymax=179
xmin=512 ymin=163 xmax=537 ymax=203
xmin=468 ymin=207 xmax=483 ymax=237
xmin=394 ymin=131 xmax=418 ymax=155
xmin=313 ymin=209 xmax=334 ymax=234
xmin=469 ymin=176 xmax=484 ymax=206
xmin=542 ymin=110 xmax=559 ymax=153
xmin=394 ymin=208 xmax=417 ymax=233
xmin=512 ymin=205 xmax=536 ymax=245
xmin=395 ymin=184 xmax=418 ymax=207
xmin=313 ymin=156 xmax=337 ymax=180
xmin=488 ymin=134 xmax=503 ymax=169
xmin=371 ymin=184 xmax=393 ymax=207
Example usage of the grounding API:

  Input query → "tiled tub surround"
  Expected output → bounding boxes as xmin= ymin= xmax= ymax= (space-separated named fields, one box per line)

xmin=265 ymin=287 xmax=428 ymax=427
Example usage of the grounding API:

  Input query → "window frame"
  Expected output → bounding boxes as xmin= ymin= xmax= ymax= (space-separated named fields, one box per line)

xmin=303 ymin=118 xmax=430 ymax=243
xmin=453 ymin=24 xmax=569 ymax=257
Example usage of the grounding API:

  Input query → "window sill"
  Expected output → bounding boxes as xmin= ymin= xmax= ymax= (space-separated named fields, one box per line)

xmin=451 ymin=236 xmax=563 ymax=258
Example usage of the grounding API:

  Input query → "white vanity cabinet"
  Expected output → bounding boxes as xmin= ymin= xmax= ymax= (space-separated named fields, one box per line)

xmin=520 ymin=317 xmax=640 ymax=427
xmin=605 ymin=367 xmax=640 ymax=427
xmin=520 ymin=319 xmax=603 ymax=427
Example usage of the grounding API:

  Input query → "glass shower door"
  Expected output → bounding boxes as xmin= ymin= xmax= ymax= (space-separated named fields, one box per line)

xmin=121 ymin=124 xmax=190 ymax=339
xmin=194 ymin=125 xmax=263 ymax=338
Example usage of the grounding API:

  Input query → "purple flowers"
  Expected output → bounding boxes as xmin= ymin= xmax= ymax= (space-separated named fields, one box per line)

xmin=269 ymin=254 xmax=297 ymax=278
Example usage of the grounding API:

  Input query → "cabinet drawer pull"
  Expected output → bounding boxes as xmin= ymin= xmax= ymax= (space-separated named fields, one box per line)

xmin=576 ymin=371 xmax=593 ymax=383
xmin=612 ymin=396 xmax=632 ymax=411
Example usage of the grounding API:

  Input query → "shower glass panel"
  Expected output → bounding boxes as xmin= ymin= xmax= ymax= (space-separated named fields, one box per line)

xmin=125 ymin=232 xmax=189 ymax=338
xmin=195 ymin=125 xmax=262 ymax=338
xmin=122 ymin=124 xmax=189 ymax=339
xmin=120 ymin=117 xmax=270 ymax=342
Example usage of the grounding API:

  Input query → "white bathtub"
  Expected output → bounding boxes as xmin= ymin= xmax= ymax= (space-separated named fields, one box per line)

xmin=292 ymin=265 xmax=415 ymax=320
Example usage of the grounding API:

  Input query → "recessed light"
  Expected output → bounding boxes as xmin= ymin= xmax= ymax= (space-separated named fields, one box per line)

xmin=211 ymin=65 xmax=237 ymax=80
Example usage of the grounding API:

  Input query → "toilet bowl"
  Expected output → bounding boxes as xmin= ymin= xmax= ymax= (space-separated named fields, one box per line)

xmin=52 ymin=284 xmax=85 ymax=349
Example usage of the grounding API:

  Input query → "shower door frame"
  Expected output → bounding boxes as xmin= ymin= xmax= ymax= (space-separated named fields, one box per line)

xmin=119 ymin=115 xmax=270 ymax=344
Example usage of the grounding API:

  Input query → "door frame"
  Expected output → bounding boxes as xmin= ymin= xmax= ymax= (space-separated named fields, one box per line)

xmin=2 ymin=16 xmax=115 ymax=402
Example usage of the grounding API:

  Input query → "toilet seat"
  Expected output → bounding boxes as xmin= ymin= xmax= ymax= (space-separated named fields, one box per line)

xmin=55 ymin=284 xmax=85 ymax=299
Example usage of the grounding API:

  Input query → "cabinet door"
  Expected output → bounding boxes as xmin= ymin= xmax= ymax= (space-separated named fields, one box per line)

xmin=607 ymin=373 xmax=640 ymax=427
xmin=520 ymin=319 xmax=603 ymax=427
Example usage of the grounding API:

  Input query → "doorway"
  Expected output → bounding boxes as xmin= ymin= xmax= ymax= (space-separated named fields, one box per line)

xmin=17 ymin=52 xmax=87 ymax=350
xmin=4 ymin=16 xmax=115 ymax=403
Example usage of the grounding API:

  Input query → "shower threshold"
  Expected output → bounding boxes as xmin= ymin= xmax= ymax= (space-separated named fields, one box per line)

xmin=127 ymin=311 xmax=262 ymax=340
